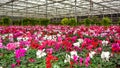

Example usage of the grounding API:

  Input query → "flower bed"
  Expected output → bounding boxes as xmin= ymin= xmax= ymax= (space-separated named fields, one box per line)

xmin=0 ymin=25 xmax=120 ymax=68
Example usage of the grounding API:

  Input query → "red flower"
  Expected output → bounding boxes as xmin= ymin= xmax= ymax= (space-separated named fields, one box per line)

xmin=70 ymin=60 xmax=74 ymax=68
xmin=16 ymin=59 xmax=20 ymax=66
xmin=91 ymin=41 xmax=98 ymax=48
xmin=30 ymin=40 xmax=39 ymax=49
xmin=46 ymin=53 xmax=58 ymax=68
xmin=28 ymin=58 xmax=35 ymax=63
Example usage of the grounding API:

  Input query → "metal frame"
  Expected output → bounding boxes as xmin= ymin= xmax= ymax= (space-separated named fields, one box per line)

xmin=0 ymin=0 xmax=120 ymax=19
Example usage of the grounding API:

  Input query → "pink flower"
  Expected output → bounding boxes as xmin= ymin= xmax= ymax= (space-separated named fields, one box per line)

xmin=73 ymin=55 xmax=79 ymax=64
xmin=11 ymin=63 xmax=16 ymax=68
xmin=46 ymin=48 xmax=53 ymax=54
xmin=87 ymin=45 xmax=93 ymax=51
xmin=97 ymin=47 xmax=102 ymax=52
xmin=6 ymin=43 xmax=16 ymax=50
xmin=71 ymin=36 xmax=77 ymax=42
xmin=16 ymin=59 xmax=20 ymax=66
xmin=79 ymin=57 xmax=83 ymax=66
xmin=55 ymin=42 xmax=61 ymax=51
xmin=0 ymin=43 xmax=3 ymax=48
xmin=58 ymin=36 xmax=62 ymax=41
xmin=112 ymin=43 xmax=120 ymax=53
xmin=85 ymin=57 xmax=90 ymax=67
xmin=15 ymin=48 xmax=26 ymax=59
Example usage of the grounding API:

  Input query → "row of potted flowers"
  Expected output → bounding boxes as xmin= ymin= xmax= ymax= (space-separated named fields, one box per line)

xmin=0 ymin=25 xmax=120 ymax=68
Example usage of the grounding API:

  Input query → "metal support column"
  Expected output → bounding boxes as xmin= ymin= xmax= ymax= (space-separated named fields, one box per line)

xmin=75 ymin=0 xmax=77 ymax=22
xmin=25 ymin=0 xmax=28 ymax=17
xmin=56 ymin=8 xmax=57 ymax=23
xmin=102 ymin=7 xmax=104 ymax=18
xmin=110 ymin=9 xmax=112 ymax=22
xmin=38 ymin=6 xmax=39 ymax=18
xmin=90 ymin=0 xmax=92 ymax=18
xmin=11 ymin=1 xmax=13 ymax=25
xmin=46 ymin=0 xmax=48 ymax=18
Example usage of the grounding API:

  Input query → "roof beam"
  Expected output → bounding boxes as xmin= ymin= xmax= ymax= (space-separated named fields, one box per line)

xmin=0 ymin=0 xmax=18 ymax=7
xmin=85 ymin=0 xmax=119 ymax=12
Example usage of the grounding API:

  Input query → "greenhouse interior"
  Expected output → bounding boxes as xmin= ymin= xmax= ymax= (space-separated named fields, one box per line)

xmin=0 ymin=0 xmax=120 ymax=68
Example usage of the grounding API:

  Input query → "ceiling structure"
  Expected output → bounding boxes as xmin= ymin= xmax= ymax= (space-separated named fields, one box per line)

xmin=0 ymin=0 xmax=120 ymax=18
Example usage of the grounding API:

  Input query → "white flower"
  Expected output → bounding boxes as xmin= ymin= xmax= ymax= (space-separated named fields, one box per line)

xmin=70 ymin=50 xmax=78 ymax=59
xmin=24 ymin=46 xmax=29 ymax=50
xmin=2 ymin=34 xmax=8 ymax=39
xmin=64 ymin=54 xmax=70 ymax=63
xmin=101 ymin=51 xmax=110 ymax=61
xmin=47 ymin=36 xmax=52 ymax=40
xmin=57 ymin=34 xmax=61 ymax=37
xmin=0 ymin=66 xmax=2 ymax=68
xmin=89 ymin=51 xmax=96 ymax=58
xmin=17 ymin=36 xmax=22 ymax=41
xmin=37 ymin=34 xmax=41 ymax=38
xmin=73 ymin=42 xmax=80 ymax=47
xmin=43 ymin=35 xmax=48 ymax=40
xmin=102 ymin=40 xmax=108 ymax=46
xmin=23 ymin=37 xmax=29 ymax=41
xmin=77 ymin=38 xmax=83 ymax=44
xmin=36 ymin=49 xmax=46 ymax=58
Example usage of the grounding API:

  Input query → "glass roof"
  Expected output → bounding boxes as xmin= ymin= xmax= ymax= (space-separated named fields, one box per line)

xmin=0 ymin=0 xmax=119 ymax=18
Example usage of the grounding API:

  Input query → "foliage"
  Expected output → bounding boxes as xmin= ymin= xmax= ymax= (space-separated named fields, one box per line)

xmin=68 ymin=18 xmax=77 ymax=26
xmin=13 ymin=20 xmax=21 ymax=25
xmin=90 ymin=16 xmax=100 ymax=25
xmin=118 ymin=18 xmax=120 ymax=25
xmin=61 ymin=18 xmax=77 ymax=26
xmin=22 ymin=18 xmax=30 ymax=26
xmin=40 ymin=18 xmax=50 ymax=26
xmin=101 ymin=17 xmax=111 ymax=26
xmin=2 ymin=17 xmax=11 ymax=25
xmin=83 ymin=18 xmax=92 ymax=26
xmin=61 ymin=18 xmax=69 ymax=25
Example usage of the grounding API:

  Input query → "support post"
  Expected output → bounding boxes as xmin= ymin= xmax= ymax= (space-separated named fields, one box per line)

xmin=46 ymin=0 xmax=48 ymax=18
xmin=75 ymin=0 xmax=77 ymax=22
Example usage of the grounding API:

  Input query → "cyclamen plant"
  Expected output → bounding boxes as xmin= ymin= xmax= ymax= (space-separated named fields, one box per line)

xmin=0 ymin=25 xmax=120 ymax=68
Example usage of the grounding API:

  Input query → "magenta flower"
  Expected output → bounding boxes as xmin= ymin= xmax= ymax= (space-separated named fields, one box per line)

xmin=46 ymin=48 xmax=53 ymax=54
xmin=6 ymin=43 xmax=16 ymax=50
xmin=15 ymin=48 xmax=26 ymax=59
xmin=55 ymin=42 xmax=61 ymax=51
xmin=58 ymin=36 xmax=62 ymax=41
xmin=0 ymin=43 xmax=3 ymax=48
xmin=11 ymin=63 xmax=16 ymax=68
xmin=79 ymin=57 xmax=83 ymax=66
xmin=73 ymin=55 xmax=79 ymax=64
xmin=71 ymin=36 xmax=77 ymax=42
xmin=112 ymin=43 xmax=120 ymax=53
xmin=85 ymin=57 xmax=90 ymax=67
xmin=97 ymin=47 xmax=102 ymax=52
